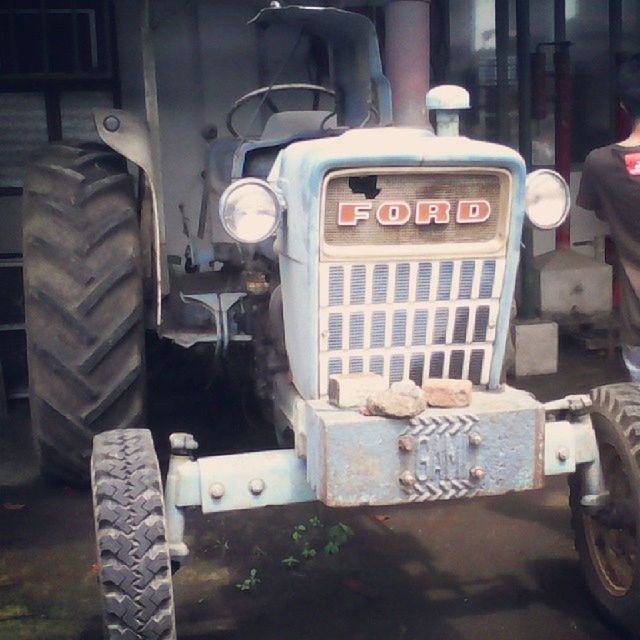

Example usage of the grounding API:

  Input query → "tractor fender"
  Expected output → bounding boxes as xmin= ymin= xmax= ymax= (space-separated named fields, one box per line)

xmin=94 ymin=107 xmax=167 ymax=325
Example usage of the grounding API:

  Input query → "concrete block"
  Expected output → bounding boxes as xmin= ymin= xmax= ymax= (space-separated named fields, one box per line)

xmin=514 ymin=319 xmax=558 ymax=377
xmin=423 ymin=378 xmax=472 ymax=407
xmin=533 ymin=249 xmax=612 ymax=317
xmin=328 ymin=373 xmax=387 ymax=408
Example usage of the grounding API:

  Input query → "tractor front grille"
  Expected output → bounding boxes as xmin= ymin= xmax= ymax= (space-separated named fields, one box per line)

xmin=323 ymin=170 xmax=504 ymax=247
xmin=318 ymin=259 xmax=505 ymax=396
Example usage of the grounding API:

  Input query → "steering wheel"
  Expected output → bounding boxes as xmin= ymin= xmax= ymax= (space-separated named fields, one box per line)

xmin=226 ymin=83 xmax=336 ymax=139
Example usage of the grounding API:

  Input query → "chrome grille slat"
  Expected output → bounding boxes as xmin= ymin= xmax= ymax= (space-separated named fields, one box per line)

xmin=479 ymin=261 xmax=496 ymax=298
xmin=394 ymin=263 xmax=411 ymax=302
xmin=468 ymin=349 xmax=485 ymax=385
xmin=370 ymin=355 xmax=384 ymax=375
xmin=328 ymin=313 xmax=343 ymax=350
xmin=436 ymin=261 xmax=454 ymax=300
xmin=473 ymin=306 xmax=491 ymax=342
xmin=432 ymin=308 xmax=448 ymax=345
xmin=449 ymin=350 xmax=465 ymax=379
xmin=319 ymin=258 xmax=504 ymax=395
xmin=328 ymin=266 xmax=344 ymax=306
xmin=409 ymin=354 xmax=425 ymax=385
xmin=370 ymin=311 xmax=386 ymax=348
xmin=372 ymin=264 xmax=389 ymax=303
xmin=390 ymin=354 xmax=405 ymax=383
xmin=349 ymin=313 xmax=365 ymax=349
xmin=416 ymin=263 xmax=432 ymax=301
xmin=453 ymin=307 xmax=470 ymax=344
xmin=350 ymin=265 xmax=366 ymax=304
xmin=329 ymin=358 xmax=342 ymax=375
xmin=429 ymin=352 xmax=445 ymax=377
xmin=459 ymin=261 xmax=475 ymax=299
xmin=412 ymin=309 xmax=428 ymax=346
xmin=392 ymin=310 xmax=407 ymax=346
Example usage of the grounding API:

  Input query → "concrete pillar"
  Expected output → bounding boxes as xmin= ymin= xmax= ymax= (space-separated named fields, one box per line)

xmin=384 ymin=0 xmax=431 ymax=127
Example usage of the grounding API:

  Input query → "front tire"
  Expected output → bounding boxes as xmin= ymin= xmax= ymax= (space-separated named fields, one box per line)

xmin=570 ymin=383 xmax=640 ymax=635
xmin=91 ymin=429 xmax=177 ymax=640
xmin=22 ymin=142 xmax=145 ymax=483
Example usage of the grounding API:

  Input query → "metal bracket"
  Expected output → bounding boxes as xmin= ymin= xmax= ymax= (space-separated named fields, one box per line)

xmin=94 ymin=106 xmax=167 ymax=328
xmin=543 ymin=394 xmax=592 ymax=415
xmin=544 ymin=411 xmax=608 ymax=509
xmin=164 ymin=433 xmax=315 ymax=560
xmin=177 ymin=292 xmax=250 ymax=352
xmin=165 ymin=433 xmax=201 ymax=563
xmin=94 ymin=1 xmax=167 ymax=327
xmin=197 ymin=450 xmax=316 ymax=514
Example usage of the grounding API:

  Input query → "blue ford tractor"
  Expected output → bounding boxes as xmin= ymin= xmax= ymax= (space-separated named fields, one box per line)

xmin=21 ymin=3 xmax=639 ymax=638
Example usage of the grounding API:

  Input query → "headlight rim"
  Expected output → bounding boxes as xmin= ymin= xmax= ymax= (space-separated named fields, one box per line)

xmin=218 ymin=177 xmax=284 ymax=244
xmin=525 ymin=168 xmax=571 ymax=230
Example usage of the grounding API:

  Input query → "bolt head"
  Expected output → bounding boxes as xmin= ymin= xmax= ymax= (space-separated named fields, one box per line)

xmin=399 ymin=470 xmax=416 ymax=486
xmin=557 ymin=447 xmax=570 ymax=462
xmin=248 ymin=478 xmax=266 ymax=496
xmin=470 ymin=466 xmax=486 ymax=481
xmin=209 ymin=482 xmax=225 ymax=500
xmin=398 ymin=435 xmax=415 ymax=452
xmin=468 ymin=432 xmax=482 ymax=447
xmin=103 ymin=115 xmax=121 ymax=132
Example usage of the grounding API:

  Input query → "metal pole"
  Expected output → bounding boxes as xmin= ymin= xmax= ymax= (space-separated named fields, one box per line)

xmin=516 ymin=0 xmax=536 ymax=319
xmin=609 ymin=0 xmax=623 ymax=140
xmin=495 ymin=0 xmax=510 ymax=145
xmin=141 ymin=0 xmax=168 ymax=319
xmin=554 ymin=0 xmax=571 ymax=249
xmin=516 ymin=0 xmax=532 ymax=165
xmin=385 ymin=0 xmax=431 ymax=127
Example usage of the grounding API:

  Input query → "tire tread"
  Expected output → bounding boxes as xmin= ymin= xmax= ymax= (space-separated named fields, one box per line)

xmin=569 ymin=382 xmax=640 ymax=634
xmin=91 ymin=429 xmax=176 ymax=640
xmin=23 ymin=142 xmax=145 ymax=483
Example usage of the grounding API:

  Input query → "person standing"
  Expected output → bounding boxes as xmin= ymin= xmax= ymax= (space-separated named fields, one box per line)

xmin=577 ymin=54 xmax=640 ymax=381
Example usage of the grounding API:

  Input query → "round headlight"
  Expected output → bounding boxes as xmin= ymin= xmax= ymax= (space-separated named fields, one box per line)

xmin=219 ymin=178 xmax=283 ymax=243
xmin=525 ymin=169 xmax=570 ymax=229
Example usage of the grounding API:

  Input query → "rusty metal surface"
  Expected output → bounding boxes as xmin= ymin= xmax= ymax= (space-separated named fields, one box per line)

xmin=305 ymin=385 xmax=544 ymax=507
xmin=323 ymin=169 xmax=505 ymax=246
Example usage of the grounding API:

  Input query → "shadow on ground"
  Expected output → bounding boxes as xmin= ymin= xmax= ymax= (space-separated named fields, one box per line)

xmin=0 ymin=342 xmax=632 ymax=640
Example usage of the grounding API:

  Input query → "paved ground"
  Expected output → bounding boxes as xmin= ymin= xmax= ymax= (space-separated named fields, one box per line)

xmin=0 ymin=341 xmax=634 ymax=640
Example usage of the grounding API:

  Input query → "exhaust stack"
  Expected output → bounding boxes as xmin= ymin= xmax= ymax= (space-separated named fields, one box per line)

xmin=385 ymin=1 xmax=431 ymax=127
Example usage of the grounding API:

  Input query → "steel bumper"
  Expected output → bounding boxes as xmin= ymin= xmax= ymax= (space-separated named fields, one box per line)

xmin=164 ymin=388 xmax=606 ymax=561
xmin=304 ymin=386 xmax=545 ymax=506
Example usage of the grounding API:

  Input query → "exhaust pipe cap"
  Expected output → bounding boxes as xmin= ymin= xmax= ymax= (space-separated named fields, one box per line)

xmin=426 ymin=85 xmax=470 ymax=111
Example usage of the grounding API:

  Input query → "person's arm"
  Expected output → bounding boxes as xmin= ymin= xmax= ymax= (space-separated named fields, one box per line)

xmin=576 ymin=154 xmax=604 ymax=220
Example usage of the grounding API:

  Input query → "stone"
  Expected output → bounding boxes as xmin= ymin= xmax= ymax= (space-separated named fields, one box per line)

xmin=328 ymin=373 xmax=388 ymax=408
xmin=366 ymin=379 xmax=427 ymax=419
xmin=513 ymin=319 xmax=558 ymax=376
xmin=422 ymin=378 xmax=472 ymax=408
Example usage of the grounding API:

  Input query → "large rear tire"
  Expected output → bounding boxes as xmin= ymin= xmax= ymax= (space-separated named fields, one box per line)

xmin=570 ymin=383 xmax=640 ymax=636
xmin=23 ymin=142 xmax=145 ymax=483
xmin=91 ymin=429 xmax=177 ymax=639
